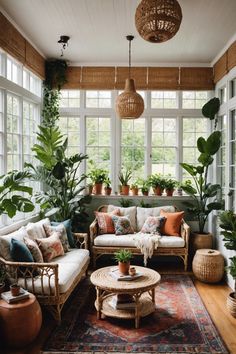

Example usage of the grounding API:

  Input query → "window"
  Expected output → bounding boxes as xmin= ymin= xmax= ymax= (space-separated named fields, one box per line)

xmin=23 ymin=101 xmax=39 ymax=165
xmin=86 ymin=91 xmax=111 ymax=108
xmin=121 ymin=119 xmax=146 ymax=181
xmin=219 ymin=86 xmax=227 ymax=104
xmin=23 ymin=69 xmax=41 ymax=97
xmin=182 ymin=91 xmax=208 ymax=109
xmin=151 ymin=91 xmax=178 ymax=109
xmin=230 ymin=78 xmax=236 ymax=98
xmin=7 ymin=93 xmax=21 ymax=171
xmin=217 ymin=115 xmax=226 ymax=197
xmin=0 ymin=90 xmax=4 ymax=173
xmin=151 ymin=118 xmax=177 ymax=177
xmin=58 ymin=116 xmax=80 ymax=156
xmin=59 ymin=90 xmax=80 ymax=108
xmin=182 ymin=117 xmax=208 ymax=180
xmin=7 ymin=56 xmax=21 ymax=85
xmin=229 ymin=111 xmax=236 ymax=209
xmin=86 ymin=116 xmax=111 ymax=172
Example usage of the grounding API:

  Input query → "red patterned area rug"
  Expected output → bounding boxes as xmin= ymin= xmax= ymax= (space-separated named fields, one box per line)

xmin=42 ymin=275 xmax=229 ymax=354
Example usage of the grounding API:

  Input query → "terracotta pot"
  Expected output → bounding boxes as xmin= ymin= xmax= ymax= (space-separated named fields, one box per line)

xmin=227 ymin=292 xmax=236 ymax=318
xmin=10 ymin=284 xmax=20 ymax=296
xmin=121 ymin=185 xmax=130 ymax=195
xmin=118 ymin=261 xmax=130 ymax=275
xmin=142 ymin=191 xmax=149 ymax=196
xmin=94 ymin=183 xmax=103 ymax=195
xmin=104 ymin=187 xmax=112 ymax=196
xmin=166 ymin=189 xmax=174 ymax=196
xmin=131 ymin=188 xmax=139 ymax=196
xmin=153 ymin=186 xmax=163 ymax=196
xmin=0 ymin=282 xmax=5 ymax=294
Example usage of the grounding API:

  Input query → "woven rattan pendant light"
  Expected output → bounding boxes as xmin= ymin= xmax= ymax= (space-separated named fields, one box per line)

xmin=116 ymin=35 xmax=144 ymax=119
xmin=135 ymin=0 xmax=182 ymax=43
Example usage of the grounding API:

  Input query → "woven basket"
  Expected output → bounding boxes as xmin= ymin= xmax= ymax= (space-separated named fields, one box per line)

xmin=227 ymin=293 xmax=236 ymax=318
xmin=192 ymin=249 xmax=224 ymax=283
xmin=192 ymin=232 xmax=213 ymax=254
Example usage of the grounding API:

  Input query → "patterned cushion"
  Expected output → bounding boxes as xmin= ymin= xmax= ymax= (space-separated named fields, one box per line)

xmin=107 ymin=205 xmax=137 ymax=231
xmin=111 ymin=215 xmax=134 ymax=236
xmin=136 ymin=206 xmax=176 ymax=231
xmin=10 ymin=238 xmax=34 ymax=263
xmin=95 ymin=209 xmax=120 ymax=234
xmin=140 ymin=216 xmax=166 ymax=235
xmin=51 ymin=220 xmax=75 ymax=248
xmin=160 ymin=210 xmax=184 ymax=236
xmin=24 ymin=237 xmax=44 ymax=263
xmin=36 ymin=233 xmax=64 ymax=262
xmin=43 ymin=224 xmax=69 ymax=252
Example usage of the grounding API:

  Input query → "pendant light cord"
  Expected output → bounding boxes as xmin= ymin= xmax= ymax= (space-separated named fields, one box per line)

xmin=126 ymin=35 xmax=134 ymax=79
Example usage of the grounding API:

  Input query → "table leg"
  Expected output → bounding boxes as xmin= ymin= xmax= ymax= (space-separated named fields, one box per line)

xmin=96 ymin=287 xmax=102 ymax=319
xmin=134 ymin=294 xmax=140 ymax=329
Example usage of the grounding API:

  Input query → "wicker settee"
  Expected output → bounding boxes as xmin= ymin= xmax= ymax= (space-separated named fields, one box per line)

xmin=0 ymin=218 xmax=90 ymax=322
xmin=90 ymin=205 xmax=190 ymax=270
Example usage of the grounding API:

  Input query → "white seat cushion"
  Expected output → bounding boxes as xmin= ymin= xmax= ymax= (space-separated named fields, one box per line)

xmin=94 ymin=234 xmax=185 ymax=248
xmin=17 ymin=249 xmax=90 ymax=294
xmin=136 ymin=206 xmax=176 ymax=231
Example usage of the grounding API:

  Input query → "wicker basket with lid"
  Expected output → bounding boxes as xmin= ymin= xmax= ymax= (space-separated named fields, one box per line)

xmin=192 ymin=249 xmax=224 ymax=283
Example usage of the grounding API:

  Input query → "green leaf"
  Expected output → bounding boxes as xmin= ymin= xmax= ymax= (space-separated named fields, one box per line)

xmin=202 ymin=97 xmax=220 ymax=120
xmin=180 ymin=163 xmax=196 ymax=176
xmin=197 ymin=137 xmax=207 ymax=153
xmin=1 ymin=199 xmax=17 ymax=218
xmin=181 ymin=184 xmax=197 ymax=196
xmin=206 ymin=202 xmax=223 ymax=211
xmin=206 ymin=131 xmax=221 ymax=155
xmin=52 ymin=162 xmax=65 ymax=179
xmin=198 ymin=153 xmax=213 ymax=166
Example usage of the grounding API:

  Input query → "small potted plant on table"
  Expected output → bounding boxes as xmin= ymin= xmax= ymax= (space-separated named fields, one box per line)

xmin=114 ymin=249 xmax=133 ymax=275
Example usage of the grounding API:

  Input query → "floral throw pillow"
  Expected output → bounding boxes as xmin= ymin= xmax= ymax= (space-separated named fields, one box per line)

xmin=140 ymin=216 xmax=166 ymax=235
xmin=43 ymin=224 xmax=69 ymax=252
xmin=95 ymin=209 xmax=120 ymax=234
xmin=111 ymin=215 xmax=134 ymax=236
xmin=36 ymin=233 xmax=64 ymax=262
xmin=24 ymin=237 xmax=44 ymax=263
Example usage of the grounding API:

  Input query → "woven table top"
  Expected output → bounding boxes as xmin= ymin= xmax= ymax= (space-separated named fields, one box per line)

xmin=195 ymin=249 xmax=222 ymax=257
xmin=90 ymin=266 xmax=161 ymax=293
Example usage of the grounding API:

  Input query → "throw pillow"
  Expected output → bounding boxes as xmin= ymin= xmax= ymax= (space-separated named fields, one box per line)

xmin=140 ymin=216 xmax=166 ymax=235
xmin=51 ymin=220 xmax=75 ymax=248
xmin=111 ymin=215 xmax=134 ymax=236
xmin=160 ymin=210 xmax=184 ymax=236
xmin=43 ymin=224 xmax=69 ymax=252
xmin=95 ymin=209 xmax=120 ymax=234
xmin=10 ymin=238 xmax=34 ymax=263
xmin=36 ymin=233 xmax=64 ymax=262
xmin=0 ymin=226 xmax=28 ymax=261
xmin=24 ymin=237 xmax=44 ymax=263
xmin=107 ymin=205 xmax=137 ymax=231
xmin=26 ymin=218 xmax=50 ymax=239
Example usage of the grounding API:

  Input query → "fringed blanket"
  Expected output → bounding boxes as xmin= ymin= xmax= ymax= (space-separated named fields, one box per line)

xmin=133 ymin=233 xmax=161 ymax=266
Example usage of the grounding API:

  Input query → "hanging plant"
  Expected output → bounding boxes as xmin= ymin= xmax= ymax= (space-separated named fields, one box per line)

xmin=44 ymin=59 xmax=68 ymax=90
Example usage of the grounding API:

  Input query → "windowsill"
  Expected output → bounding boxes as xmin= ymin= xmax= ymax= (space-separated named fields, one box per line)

xmin=0 ymin=214 xmax=40 ymax=235
xmin=88 ymin=194 xmax=192 ymax=199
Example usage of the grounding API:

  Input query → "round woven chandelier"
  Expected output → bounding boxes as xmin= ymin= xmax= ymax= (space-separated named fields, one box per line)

xmin=135 ymin=0 xmax=182 ymax=43
xmin=116 ymin=35 xmax=144 ymax=119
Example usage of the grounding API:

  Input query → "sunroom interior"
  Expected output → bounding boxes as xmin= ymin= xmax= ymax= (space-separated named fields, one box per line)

xmin=0 ymin=0 xmax=236 ymax=353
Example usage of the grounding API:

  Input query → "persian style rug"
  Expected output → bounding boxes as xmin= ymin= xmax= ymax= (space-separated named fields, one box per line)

xmin=43 ymin=275 xmax=229 ymax=354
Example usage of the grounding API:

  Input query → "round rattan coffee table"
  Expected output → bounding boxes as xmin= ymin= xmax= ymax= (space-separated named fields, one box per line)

xmin=90 ymin=266 xmax=161 ymax=328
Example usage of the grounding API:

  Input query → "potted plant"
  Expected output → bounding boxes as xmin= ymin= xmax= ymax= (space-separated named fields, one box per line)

xmin=137 ymin=178 xmax=150 ymax=196
xmin=180 ymin=130 xmax=222 ymax=248
xmin=149 ymin=174 xmax=166 ymax=196
xmin=118 ymin=169 xmax=132 ymax=195
xmin=88 ymin=162 xmax=108 ymax=195
xmin=164 ymin=178 xmax=177 ymax=196
xmin=104 ymin=177 xmax=112 ymax=196
xmin=130 ymin=182 xmax=139 ymax=196
xmin=114 ymin=249 xmax=133 ymax=275
xmin=0 ymin=265 xmax=6 ymax=294
xmin=219 ymin=210 xmax=236 ymax=318
xmin=177 ymin=179 xmax=192 ymax=196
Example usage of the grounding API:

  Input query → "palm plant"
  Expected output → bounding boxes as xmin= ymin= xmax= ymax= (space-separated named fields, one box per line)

xmin=118 ymin=169 xmax=132 ymax=186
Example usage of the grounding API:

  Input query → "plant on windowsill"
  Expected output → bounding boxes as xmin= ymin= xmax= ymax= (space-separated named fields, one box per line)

xmin=130 ymin=181 xmax=139 ymax=196
xmin=164 ymin=178 xmax=177 ymax=197
xmin=104 ymin=177 xmax=112 ymax=196
xmin=88 ymin=162 xmax=108 ymax=195
xmin=149 ymin=174 xmax=166 ymax=196
xmin=219 ymin=210 xmax=236 ymax=317
xmin=118 ymin=168 xmax=132 ymax=195
xmin=114 ymin=249 xmax=133 ymax=275
xmin=137 ymin=178 xmax=150 ymax=196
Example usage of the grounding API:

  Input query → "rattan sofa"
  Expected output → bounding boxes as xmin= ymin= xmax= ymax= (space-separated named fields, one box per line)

xmin=90 ymin=205 xmax=190 ymax=270
xmin=0 ymin=219 xmax=90 ymax=322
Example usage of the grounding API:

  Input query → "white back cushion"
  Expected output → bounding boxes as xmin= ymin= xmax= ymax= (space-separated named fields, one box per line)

xmin=136 ymin=206 xmax=176 ymax=231
xmin=107 ymin=205 xmax=137 ymax=231
xmin=0 ymin=227 xmax=29 ymax=261
xmin=26 ymin=218 xmax=50 ymax=240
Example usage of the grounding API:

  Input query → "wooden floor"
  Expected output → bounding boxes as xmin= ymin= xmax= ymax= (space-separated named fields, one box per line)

xmin=1 ymin=265 xmax=236 ymax=354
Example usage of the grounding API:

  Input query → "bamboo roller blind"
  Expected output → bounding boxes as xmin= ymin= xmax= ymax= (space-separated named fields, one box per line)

xmin=63 ymin=66 xmax=214 ymax=90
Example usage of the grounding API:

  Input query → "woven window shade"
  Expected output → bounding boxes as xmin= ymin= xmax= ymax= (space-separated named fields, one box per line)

xmin=148 ymin=67 xmax=179 ymax=90
xmin=115 ymin=67 xmax=147 ymax=90
xmin=213 ymin=53 xmax=228 ymax=84
xmin=81 ymin=67 xmax=115 ymax=89
xmin=62 ymin=67 xmax=81 ymax=89
xmin=0 ymin=12 xmax=26 ymax=63
xmin=180 ymin=67 xmax=214 ymax=90
xmin=25 ymin=42 xmax=45 ymax=79
xmin=227 ymin=41 xmax=236 ymax=72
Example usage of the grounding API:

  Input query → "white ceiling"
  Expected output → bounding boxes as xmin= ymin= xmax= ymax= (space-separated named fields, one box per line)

xmin=0 ymin=0 xmax=236 ymax=66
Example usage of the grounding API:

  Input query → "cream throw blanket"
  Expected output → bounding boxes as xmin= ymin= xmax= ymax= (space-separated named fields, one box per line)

xmin=133 ymin=233 xmax=161 ymax=266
